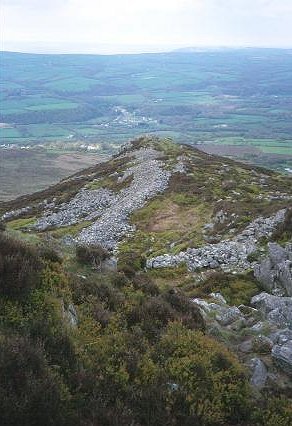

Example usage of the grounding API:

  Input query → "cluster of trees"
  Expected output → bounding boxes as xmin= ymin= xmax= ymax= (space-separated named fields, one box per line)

xmin=0 ymin=231 xmax=291 ymax=425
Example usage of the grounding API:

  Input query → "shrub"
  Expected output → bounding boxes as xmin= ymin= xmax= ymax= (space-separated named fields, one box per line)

xmin=252 ymin=394 xmax=292 ymax=426
xmin=163 ymin=289 xmax=205 ymax=331
xmin=76 ymin=244 xmax=109 ymax=270
xmin=92 ymin=302 xmax=111 ymax=327
xmin=94 ymin=281 xmax=125 ymax=310
xmin=0 ymin=335 xmax=73 ymax=426
xmin=0 ymin=234 xmax=43 ymax=297
xmin=111 ymin=271 xmax=130 ymax=288
xmin=38 ymin=245 xmax=63 ymax=263
xmin=132 ymin=274 xmax=160 ymax=296
xmin=157 ymin=322 xmax=251 ymax=425
xmin=126 ymin=296 xmax=175 ymax=340
xmin=118 ymin=251 xmax=146 ymax=277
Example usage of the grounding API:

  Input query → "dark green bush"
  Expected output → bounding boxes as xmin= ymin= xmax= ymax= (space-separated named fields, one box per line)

xmin=132 ymin=274 xmax=160 ymax=296
xmin=0 ymin=335 xmax=73 ymax=426
xmin=0 ymin=234 xmax=42 ymax=297
xmin=76 ymin=244 xmax=109 ymax=269
xmin=38 ymin=245 xmax=63 ymax=263
xmin=118 ymin=251 xmax=146 ymax=277
xmin=163 ymin=289 xmax=205 ymax=331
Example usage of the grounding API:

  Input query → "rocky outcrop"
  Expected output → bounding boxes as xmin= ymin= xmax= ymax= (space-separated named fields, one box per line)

xmin=254 ymin=243 xmax=292 ymax=296
xmin=62 ymin=302 xmax=78 ymax=328
xmin=147 ymin=209 xmax=286 ymax=273
xmin=193 ymin=288 xmax=292 ymax=384
xmin=192 ymin=295 xmax=244 ymax=326
xmin=250 ymin=292 xmax=292 ymax=376
xmin=251 ymin=292 xmax=292 ymax=329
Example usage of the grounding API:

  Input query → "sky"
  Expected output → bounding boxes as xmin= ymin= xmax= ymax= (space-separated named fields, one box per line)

xmin=1 ymin=0 xmax=292 ymax=54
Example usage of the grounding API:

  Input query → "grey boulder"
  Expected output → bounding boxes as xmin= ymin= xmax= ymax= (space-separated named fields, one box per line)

xmin=272 ymin=341 xmax=292 ymax=376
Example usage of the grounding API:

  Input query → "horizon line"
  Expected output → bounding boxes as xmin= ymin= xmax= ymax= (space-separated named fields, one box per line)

xmin=1 ymin=44 xmax=292 ymax=56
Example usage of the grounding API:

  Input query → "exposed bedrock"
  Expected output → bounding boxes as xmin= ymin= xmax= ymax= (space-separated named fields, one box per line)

xmin=254 ymin=242 xmax=292 ymax=296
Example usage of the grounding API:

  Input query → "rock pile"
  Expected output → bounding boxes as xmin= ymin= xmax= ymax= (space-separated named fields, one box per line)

xmin=35 ymin=188 xmax=115 ymax=230
xmin=1 ymin=199 xmax=55 ymax=222
xmin=147 ymin=209 xmax=286 ymax=272
xmin=77 ymin=148 xmax=171 ymax=249
xmin=1 ymin=206 xmax=32 ymax=221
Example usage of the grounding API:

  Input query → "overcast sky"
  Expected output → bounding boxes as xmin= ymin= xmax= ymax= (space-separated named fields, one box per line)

xmin=1 ymin=0 xmax=292 ymax=53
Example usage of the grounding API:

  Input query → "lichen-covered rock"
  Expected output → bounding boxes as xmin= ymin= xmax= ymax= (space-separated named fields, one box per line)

xmin=272 ymin=341 xmax=292 ymax=375
xmin=251 ymin=292 xmax=292 ymax=329
xmin=210 ymin=292 xmax=227 ymax=304
xmin=62 ymin=302 xmax=78 ymax=328
xmin=215 ymin=306 xmax=243 ymax=326
xmin=254 ymin=242 xmax=292 ymax=296
xmin=192 ymin=297 xmax=243 ymax=326
xmin=252 ymin=335 xmax=273 ymax=354
xmin=249 ymin=358 xmax=268 ymax=388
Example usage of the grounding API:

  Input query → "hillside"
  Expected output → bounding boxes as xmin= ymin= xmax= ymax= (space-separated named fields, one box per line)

xmin=0 ymin=136 xmax=292 ymax=426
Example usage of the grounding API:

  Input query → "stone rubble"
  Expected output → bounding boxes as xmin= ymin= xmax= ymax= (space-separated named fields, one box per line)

xmin=77 ymin=148 xmax=171 ymax=249
xmin=1 ymin=199 xmax=55 ymax=222
xmin=1 ymin=206 xmax=32 ymax=221
xmin=34 ymin=188 xmax=115 ymax=230
xmin=147 ymin=209 xmax=286 ymax=272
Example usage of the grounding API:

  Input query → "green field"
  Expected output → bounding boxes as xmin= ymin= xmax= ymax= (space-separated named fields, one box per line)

xmin=0 ymin=49 xmax=291 ymax=180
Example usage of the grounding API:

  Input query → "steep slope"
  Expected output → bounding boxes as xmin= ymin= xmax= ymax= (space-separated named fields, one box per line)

xmin=0 ymin=136 xmax=292 ymax=425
